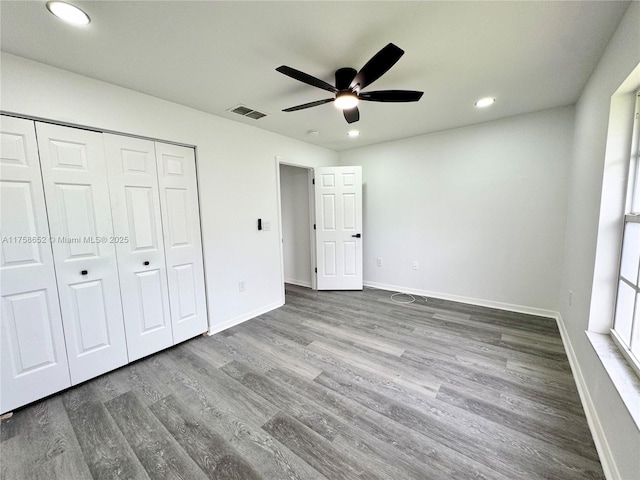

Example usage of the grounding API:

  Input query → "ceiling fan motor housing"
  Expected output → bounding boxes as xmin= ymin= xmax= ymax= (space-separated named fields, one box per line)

xmin=336 ymin=67 xmax=358 ymax=92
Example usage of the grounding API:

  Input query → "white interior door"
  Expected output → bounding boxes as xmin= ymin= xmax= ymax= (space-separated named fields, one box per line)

xmin=36 ymin=122 xmax=128 ymax=384
xmin=104 ymin=134 xmax=173 ymax=361
xmin=0 ymin=116 xmax=71 ymax=413
xmin=314 ymin=166 xmax=363 ymax=290
xmin=155 ymin=142 xmax=207 ymax=342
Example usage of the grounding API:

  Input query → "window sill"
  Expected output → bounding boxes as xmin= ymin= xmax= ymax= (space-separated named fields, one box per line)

xmin=586 ymin=331 xmax=640 ymax=429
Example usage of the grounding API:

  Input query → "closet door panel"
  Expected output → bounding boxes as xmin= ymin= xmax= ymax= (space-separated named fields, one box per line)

xmin=36 ymin=122 xmax=128 ymax=385
xmin=155 ymin=143 xmax=207 ymax=342
xmin=0 ymin=116 xmax=71 ymax=413
xmin=104 ymin=134 xmax=172 ymax=361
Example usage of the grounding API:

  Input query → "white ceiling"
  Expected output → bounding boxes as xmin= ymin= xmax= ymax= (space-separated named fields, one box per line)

xmin=0 ymin=1 xmax=630 ymax=151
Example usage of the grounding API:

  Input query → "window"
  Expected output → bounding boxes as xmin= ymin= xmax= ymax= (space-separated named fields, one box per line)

xmin=612 ymin=91 xmax=640 ymax=375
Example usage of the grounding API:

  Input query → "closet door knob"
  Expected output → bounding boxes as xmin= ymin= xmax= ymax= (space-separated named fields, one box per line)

xmin=81 ymin=270 xmax=88 ymax=275
xmin=143 ymin=261 xmax=150 ymax=266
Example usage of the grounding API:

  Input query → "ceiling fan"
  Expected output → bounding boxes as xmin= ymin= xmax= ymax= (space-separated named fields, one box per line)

xmin=276 ymin=43 xmax=423 ymax=124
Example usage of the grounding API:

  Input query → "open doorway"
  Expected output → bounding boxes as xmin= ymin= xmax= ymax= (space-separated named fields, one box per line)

xmin=276 ymin=160 xmax=316 ymax=293
xmin=276 ymin=159 xmax=363 ymax=298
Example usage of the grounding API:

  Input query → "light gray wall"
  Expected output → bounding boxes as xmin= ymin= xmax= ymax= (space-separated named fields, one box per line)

xmin=339 ymin=106 xmax=574 ymax=313
xmin=0 ymin=52 xmax=338 ymax=332
xmin=280 ymin=164 xmax=312 ymax=287
xmin=558 ymin=3 xmax=640 ymax=478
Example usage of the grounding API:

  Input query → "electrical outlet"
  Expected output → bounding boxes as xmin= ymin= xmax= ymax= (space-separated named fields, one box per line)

xmin=376 ymin=258 xmax=383 ymax=267
xmin=413 ymin=261 xmax=419 ymax=270
xmin=263 ymin=221 xmax=271 ymax=231
xmin=239 ymin=281 xmax=246 ymax=292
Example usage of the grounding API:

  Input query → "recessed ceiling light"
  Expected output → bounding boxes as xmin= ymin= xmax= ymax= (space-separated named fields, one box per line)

xmin=475 ymin=97 xmax=496 ymax=108
xmin=307 ymin=130 xmax=320 ymax=136
xmin=46 ymin=1 xmax=90 ymax=26
xmin=347 ymin=130 xmax=360 ymax=138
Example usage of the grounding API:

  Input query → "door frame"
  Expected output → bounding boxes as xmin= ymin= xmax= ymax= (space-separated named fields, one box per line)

xmin=275 ymin=156 xmax=317 ymax=303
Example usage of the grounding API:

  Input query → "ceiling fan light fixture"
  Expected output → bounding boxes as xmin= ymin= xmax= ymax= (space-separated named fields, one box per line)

xmin=46 ymin=1 xmax=90 ymax=25
xmin=334 ymin=93 xmax=359 ymax=110
xmin=277 ymin=43 xmax=422 ymax=123
xmin=475 ymin=97 xmax=495 ymax=108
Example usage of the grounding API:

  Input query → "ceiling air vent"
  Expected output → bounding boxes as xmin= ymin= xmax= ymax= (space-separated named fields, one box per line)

xmin=228 ymin=104 xmax=268 ymax=120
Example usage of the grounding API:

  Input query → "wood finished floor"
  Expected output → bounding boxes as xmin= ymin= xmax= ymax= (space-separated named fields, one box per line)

xmin=0 ymin=285 xmax=604 ymax=479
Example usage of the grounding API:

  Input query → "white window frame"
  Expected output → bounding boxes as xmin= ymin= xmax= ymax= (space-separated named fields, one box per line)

xmin=612 ymin=91 xmax=640 ymax=377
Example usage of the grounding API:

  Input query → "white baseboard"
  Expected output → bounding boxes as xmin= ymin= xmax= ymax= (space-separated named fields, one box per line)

xmin=284 ymin=278 xmax=312 ymax=288
xmin=363 ymin=281 xmax=558 ymax=319
xmin=554 ymin=313 xmax=618 ymax=480
xmin=207 ymin=300 xmax=284 ymax=336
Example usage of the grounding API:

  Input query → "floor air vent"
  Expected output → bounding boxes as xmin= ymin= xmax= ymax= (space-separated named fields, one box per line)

xmin=228 ymin=105 xmax=267 ymax=120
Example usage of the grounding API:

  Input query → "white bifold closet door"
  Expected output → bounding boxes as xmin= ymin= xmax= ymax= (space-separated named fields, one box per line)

xmin=0 ymin=117 xmax=71 ymax=413
xmin=35 ymin=122 xmax=128 ymax=385
xmin=155 ymin=143 xmax=207 ymax=343
xmin=103 ymin=134 xmax=173 ymax=361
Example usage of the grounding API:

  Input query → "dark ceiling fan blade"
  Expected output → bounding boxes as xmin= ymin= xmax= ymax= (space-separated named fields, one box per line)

xmin=343 ymin=106 xmax=360 ymax=124
xmin=359 ymin=90 xmax=424 ymax=102
xmin=282 ymin=98 xmax=334 ymax=112
xmin=349 ymin=43 xmax=404 ymax=92
xmin=276 ymin=66 xmax=338 ymax=94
